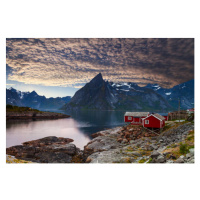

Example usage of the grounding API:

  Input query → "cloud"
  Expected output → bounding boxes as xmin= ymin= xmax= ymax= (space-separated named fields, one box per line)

xmin=6 ymin=84 xmax=15 ymax=86
xmin=6 ymin=38 xmax=194 ymax=88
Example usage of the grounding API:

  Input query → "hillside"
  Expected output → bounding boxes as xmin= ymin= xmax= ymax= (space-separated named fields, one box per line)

xmin=145 ymin=79 xmax=194 ymax=109
xmin=6 ymin=105 xmax=70 ymax=120
xmin=84 ymin=121 xmax=194 ymax=163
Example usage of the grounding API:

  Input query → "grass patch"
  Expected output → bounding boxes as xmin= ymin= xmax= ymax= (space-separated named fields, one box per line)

xmin=162 ymin=124 xmax=172 ymax=132
xmin=6 ymin=105 xmax=42 ymax=113
xmin=138 ymin=159 xmax=146 ymax=163
xmin=170 ymin=143 xmax=178 ymax=148
xmin=186 ymin=135 xmax=194 ymax=141
xmin=147 ymin=158 xmax=152 ymax=163
xmin=126 ymin=147 xmax=134 ymax=152
xmin=179 ymin=143 xmax=189 ymax=155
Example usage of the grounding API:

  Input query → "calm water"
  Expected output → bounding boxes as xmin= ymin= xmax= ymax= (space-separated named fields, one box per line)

xmin=6 ymin=110 xmax=126 ymax=149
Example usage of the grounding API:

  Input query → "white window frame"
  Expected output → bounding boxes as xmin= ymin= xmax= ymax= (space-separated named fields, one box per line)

xmin=145 ymin=120 xmax=149 ymax=124
xmin=128 ymin=116 xmax=132 ymax=120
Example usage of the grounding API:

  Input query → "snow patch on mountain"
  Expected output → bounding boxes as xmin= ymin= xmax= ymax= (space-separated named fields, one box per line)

xmin=165 ymin=92 xmax=171 ymax=95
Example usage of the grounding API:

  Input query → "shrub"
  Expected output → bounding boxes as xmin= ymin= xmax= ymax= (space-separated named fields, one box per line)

xmin=179 ymin=143 xmax=189 ymax=155
xmin=147 ymin=158 xmax=152 ymax=163
xmin=6 ymin=104 xmax=13 ymax=109
xmin=138 ymin=159 xmax=146 ymax=163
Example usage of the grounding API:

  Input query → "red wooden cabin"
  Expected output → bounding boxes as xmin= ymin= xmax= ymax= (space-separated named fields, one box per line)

xmin=142 ymin=113 xmax=165 ymax=128
xmin=124 ymin=112 xmax=150 ymax=125
xmin=163 ymin=114 xmax=168 ymax=121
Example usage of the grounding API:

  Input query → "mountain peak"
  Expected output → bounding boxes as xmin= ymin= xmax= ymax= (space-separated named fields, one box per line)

xmin=89 ymin=73 xmax=104 ymax=85
xmin=8 ymin=87 xmax=16 ymax=91
xmin=94 ymin=73 xmax=103 ymax=80
xmin=30 ymin=90 xmax=38 ymax=95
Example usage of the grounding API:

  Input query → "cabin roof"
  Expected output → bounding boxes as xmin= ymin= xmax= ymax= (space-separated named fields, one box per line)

xmin=124 ymin=112 xmax=149 ymax=117
xmin=143 ymin=113 xmax=165 ymax=121
xmin=153 ymin=113 xmax=165 ymax=120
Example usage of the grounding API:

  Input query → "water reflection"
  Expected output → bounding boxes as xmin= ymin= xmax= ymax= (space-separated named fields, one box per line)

xmin=6 ymin=110 xmax=126 ymax=149
xmin=6 ymin=118 xmax=91 ymax=149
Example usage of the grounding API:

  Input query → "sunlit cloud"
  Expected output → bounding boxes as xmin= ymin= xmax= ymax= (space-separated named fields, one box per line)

xmin=6 ymin=38 xmax=194 ymax=88
xmin=6 ymin=84 xmax=15 ymax=86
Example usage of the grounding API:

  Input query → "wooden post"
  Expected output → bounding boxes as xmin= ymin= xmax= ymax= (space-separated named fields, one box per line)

xmin=178 ymin=99 xmax=180 ymax=122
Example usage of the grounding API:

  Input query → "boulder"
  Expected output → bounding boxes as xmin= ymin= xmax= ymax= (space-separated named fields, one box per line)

xmin=6 ymin=136 xmax=81 ymax=163
xmin=150 ymin=151 xmax=161 ymax=159
xmin=156 ymin=154 xmax=166 ymax=163
xmin=150 ymin=144 xmax=158 ymax=150
xmin=86 ymin=149 xmax=135 ymax=163
xmin=84 ymin=136 xmax=121 ymax=154
xmin=174 ymin=157 xmax=185 ymax=163
xmin=91 ymin=132 xmax=104 ymax=138
xmin=187 ymin=157 xmax=194 ymax=163
xmin=189 ymin=148 xmax=194 ymax=155
xmin=117 ymin=138 xmax=123 ymax=143
xmin=186 ymin=153 xmax=192 ymax=159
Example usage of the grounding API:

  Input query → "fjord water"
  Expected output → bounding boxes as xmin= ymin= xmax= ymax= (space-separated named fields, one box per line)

xmin=6 ymin=110 xmax=126 ymax=149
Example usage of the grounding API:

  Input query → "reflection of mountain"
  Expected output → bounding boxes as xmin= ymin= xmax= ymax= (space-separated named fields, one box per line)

xmin=62 ymin=73 xmax=194 ymax=112
xmin=64 ymin=110 xmax=126 ymax=138
xmin=6 ymin=88 xmax=71 ymax=109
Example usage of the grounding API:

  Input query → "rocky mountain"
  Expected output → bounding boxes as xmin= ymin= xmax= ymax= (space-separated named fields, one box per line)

xmin=6 ymin=88 xmax=71 ymax=110
xmin=62 ymin=73 xmax=172 ymax=111
xmin=145 ymin=79 xmax=194 ymax=110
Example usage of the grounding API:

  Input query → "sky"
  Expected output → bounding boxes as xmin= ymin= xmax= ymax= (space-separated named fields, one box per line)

xmin=6 ymin=38 xmax=194 ymax=98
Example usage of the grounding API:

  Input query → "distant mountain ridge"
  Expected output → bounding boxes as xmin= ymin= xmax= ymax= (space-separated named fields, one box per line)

xmin=6 ymin=88 xmax=71 ymax=110
xmin=145 ymin=79 xmax=194 ymax=110
xmin=61 ymin=73 xmax=182 ymax=112
xmin=7 ymin=74 xmax=194 ymax=111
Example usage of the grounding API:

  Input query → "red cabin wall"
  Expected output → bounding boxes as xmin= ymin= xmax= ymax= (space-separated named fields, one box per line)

xmin=163 ymin=120 xmax=165 ymax=127
xmin=124 ymin=116 xmax=133 ymax=123
xmin=131 ymin=117 xmax=142 ymax=125
xmin=163 ymin=116 xmax=168 ymax=121
xmin=125 ymin=115 xmax=149 ymax=125
xmin=143 ymin=115 xmax=164 ymax=128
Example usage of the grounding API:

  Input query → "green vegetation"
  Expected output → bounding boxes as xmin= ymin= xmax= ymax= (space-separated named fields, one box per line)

xmin=162 ymin=123 xmax=172 ymax=132
xmin=138 ymin=159 xmax=146 ymax=163
xmin=162 ymin=128 xmax=194 ymax=160
xmin=6 ymin=105 xmax=42 ymax=113
xmin=147 ymin=158 xmax=152 ymax=163
xmin=179 ymin=143 xmax=190 ymax=155
xmin=187 ymin=135 xmax=194 ymax=141
xmin=125 ymin=146 xmax=134 ymax=152
xmin=6 ymin=155 xmax=33 ymax=163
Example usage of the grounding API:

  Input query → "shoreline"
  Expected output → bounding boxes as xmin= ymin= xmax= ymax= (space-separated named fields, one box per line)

xmin=6 ymin=111 xmax=70 ymax=120
xmin=6 ymin=121 xmax=194 ymax=163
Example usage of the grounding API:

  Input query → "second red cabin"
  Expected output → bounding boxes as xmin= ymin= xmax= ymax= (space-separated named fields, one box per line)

xmin=124 ymin=112 xmax=150 ymax=125
xmin=142 ymin=113 xmax=165 ymax=128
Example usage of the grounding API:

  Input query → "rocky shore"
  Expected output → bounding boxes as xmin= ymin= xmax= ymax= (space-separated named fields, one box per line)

xmin=6 ymin=136 xmax=83 ymax=163
xmin=6 ymin=121 xmax=194 ymax=163
xmin=6 ymin=111 xmax=70 ymax=120
xmin=84 ymin=122 xmax=194 ymax=163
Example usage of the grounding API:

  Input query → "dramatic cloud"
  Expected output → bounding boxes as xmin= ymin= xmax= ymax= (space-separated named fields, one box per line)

xmin=6 ymin=38 xmax=194 ymax=88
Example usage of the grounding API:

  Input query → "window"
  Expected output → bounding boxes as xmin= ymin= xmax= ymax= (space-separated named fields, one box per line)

xmin=128 ymin=117 xmax=132 ymax=120
xmin=145 ymin=120 xmax=149 ymax=124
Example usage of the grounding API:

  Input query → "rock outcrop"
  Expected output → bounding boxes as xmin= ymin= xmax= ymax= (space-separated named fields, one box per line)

xmin=6 ymin=136 xmax=83 ymax=163
xmin=84 ymin=122 xmax=194 ymax=163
